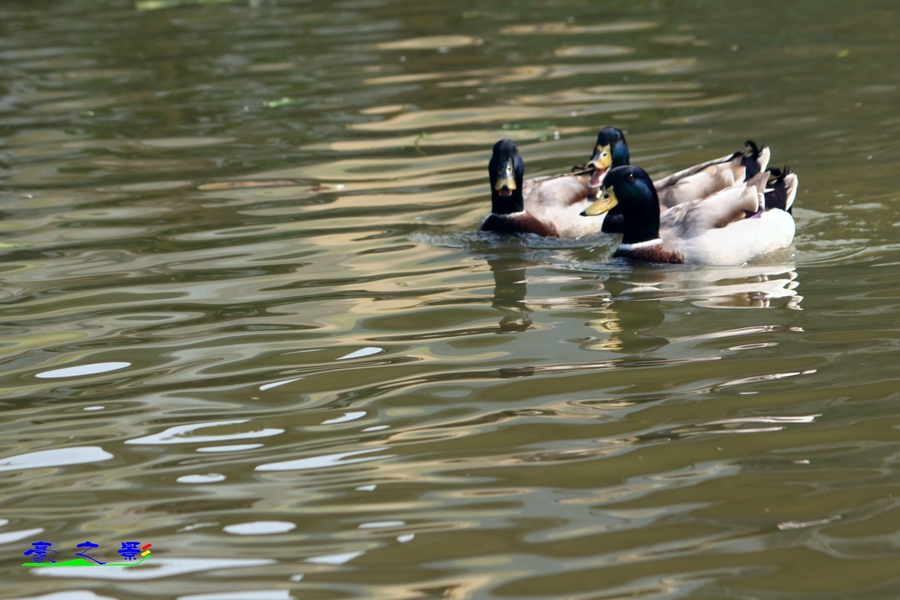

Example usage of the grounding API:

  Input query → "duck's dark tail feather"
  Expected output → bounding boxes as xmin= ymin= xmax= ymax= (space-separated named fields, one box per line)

xmin=741 ymin=140 xmax=763 ymax=181
xmin=764 ymin=166 xmax=794 ymax=214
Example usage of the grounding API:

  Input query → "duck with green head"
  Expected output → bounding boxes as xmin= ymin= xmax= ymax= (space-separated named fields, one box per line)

xmin=478 ymin=127 xmax=773 ymax=239
xmin=479 ymin=138 xmax=609 ymax=237
xmin=579 ymin=128 xmax=772 ymax=234
xmin=582 ymin=164 xmax=798 ymax=265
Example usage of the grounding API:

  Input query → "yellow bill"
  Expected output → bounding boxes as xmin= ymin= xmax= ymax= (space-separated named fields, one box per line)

xmin=494 ymin=176 xmax=516 ymax=191
xmin=582 ymin=188 xmax=618 ymax=216
xmin=587 ymin=144 xmax=612 ymax=170
xmin=494 ymin=162 xmax=517 ymax=194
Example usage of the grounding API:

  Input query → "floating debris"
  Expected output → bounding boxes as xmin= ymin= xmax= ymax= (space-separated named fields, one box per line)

xmin=263 ymin=97 xmax=312 ymax=108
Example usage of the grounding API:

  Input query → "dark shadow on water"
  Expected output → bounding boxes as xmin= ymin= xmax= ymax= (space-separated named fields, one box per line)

xmin=487 ymin=253 xmax=533 ymax=334
xmin=482 ymin=245 xmax=669 ymax=354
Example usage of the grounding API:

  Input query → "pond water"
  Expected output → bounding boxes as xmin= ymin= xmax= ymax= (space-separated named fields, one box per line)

xmin=2 ymin=1 xmax=900 ymax=598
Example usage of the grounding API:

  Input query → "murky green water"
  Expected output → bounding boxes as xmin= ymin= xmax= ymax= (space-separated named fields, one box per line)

xmin=2 ymin=0 xmax=900 ymax=598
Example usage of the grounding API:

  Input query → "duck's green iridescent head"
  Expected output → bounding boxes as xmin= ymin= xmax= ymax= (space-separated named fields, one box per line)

xmin=488 ymin=138 xmax=525 ymax=214
xmin=587 ymin=126 xmax=630 ymax=172
xmin=584 ymin=165 xmax=655 ymax=213
xmin=582 ymin=165 xmax=661 ymax=245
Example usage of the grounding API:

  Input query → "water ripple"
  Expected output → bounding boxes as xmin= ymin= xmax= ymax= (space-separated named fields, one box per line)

xmin=2 ymin=2 xmax=899 ymax=599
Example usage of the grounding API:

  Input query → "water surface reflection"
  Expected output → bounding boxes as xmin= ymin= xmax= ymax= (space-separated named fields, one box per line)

xmin=2 ymin=0 xmax=900 ymax=599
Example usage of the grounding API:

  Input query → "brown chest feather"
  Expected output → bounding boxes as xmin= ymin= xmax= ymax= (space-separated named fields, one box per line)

xmin=613 ymin=244 xmax=684 ymax=264
xmin=480 ymin=212 xmax=560 ymax=237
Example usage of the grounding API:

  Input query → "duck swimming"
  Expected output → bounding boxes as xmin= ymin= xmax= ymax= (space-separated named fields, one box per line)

xmin=574 ymin=128 xmax=772 ymax=234
xmin=478 ymin=127 xmax=775 ymax=240
xmin=582 ymin=164 xmax=798 ymax=265
xmin=479 ymin=138 xmax=607 ymax=238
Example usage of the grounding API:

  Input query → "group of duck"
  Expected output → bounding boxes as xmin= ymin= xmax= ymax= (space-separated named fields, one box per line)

xmin=479 ymin=126 xmax=798 ymax=265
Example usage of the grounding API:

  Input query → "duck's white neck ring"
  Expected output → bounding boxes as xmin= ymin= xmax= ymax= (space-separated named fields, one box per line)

xmin=618 ymin=239 xmax=662 ymax=251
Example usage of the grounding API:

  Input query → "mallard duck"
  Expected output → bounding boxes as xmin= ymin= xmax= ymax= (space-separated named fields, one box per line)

xmin=581 ymin=164 xmax=798 ymax=265
xmin=479 ymin=138 xmax=608 ymax=238
xmin=566 ymin=126 xmax=770 ymax=234
xmin=478 ymin=128 xmax=769 ymax=239
xmin=585 ymin=133 xmax=772 ymax=233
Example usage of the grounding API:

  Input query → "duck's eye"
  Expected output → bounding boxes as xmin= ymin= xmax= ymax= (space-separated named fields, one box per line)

xmin=624 ymin=173 xmax=635 ymax=183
